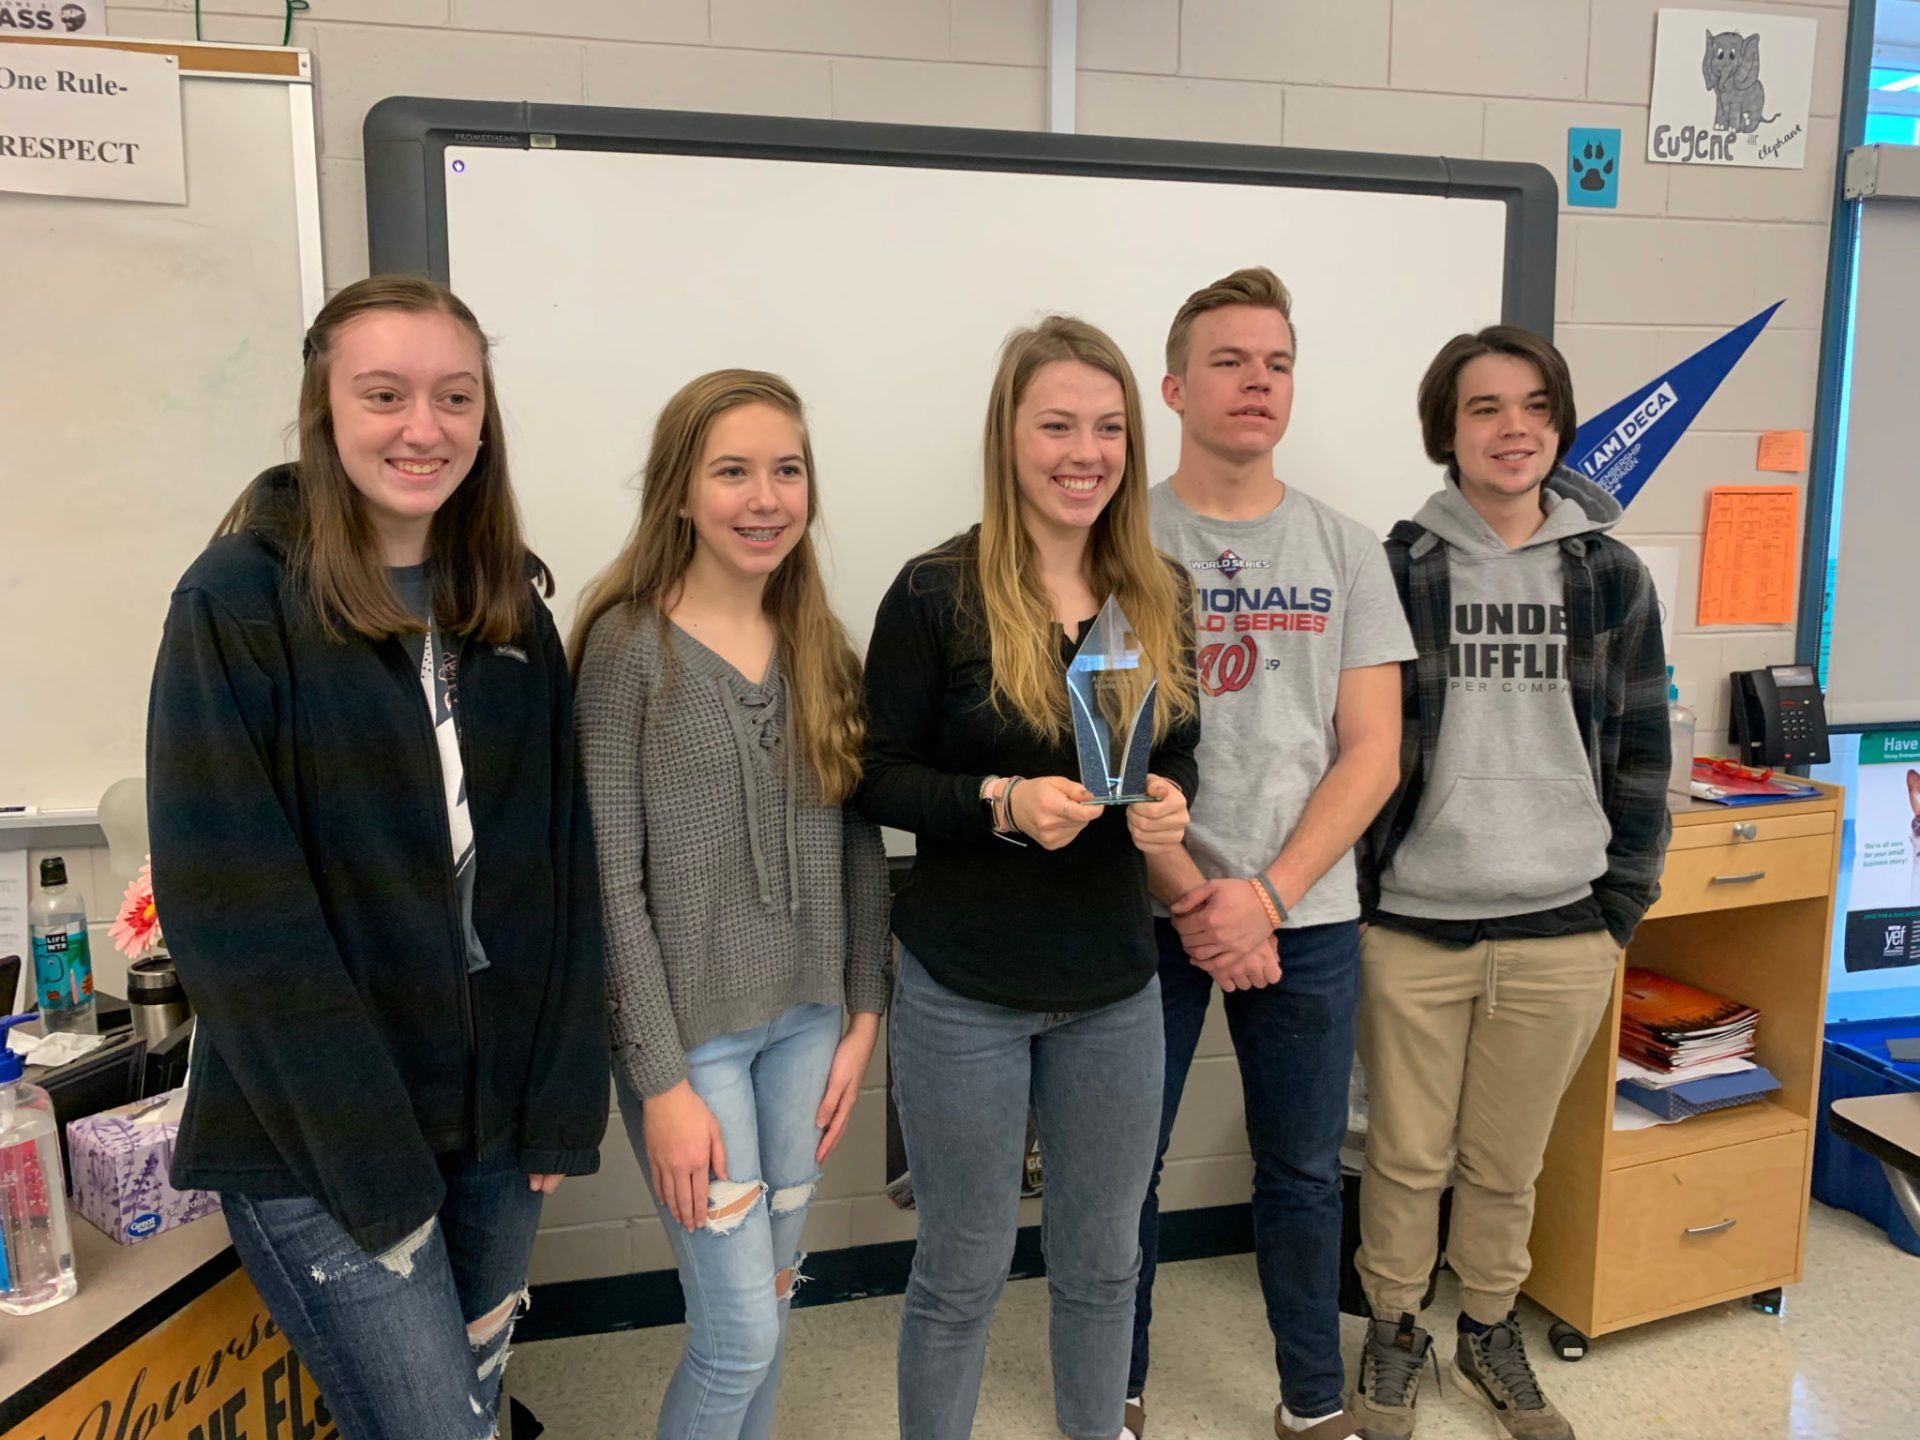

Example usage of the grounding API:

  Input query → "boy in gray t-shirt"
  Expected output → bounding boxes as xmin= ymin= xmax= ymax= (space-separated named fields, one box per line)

xmin=1150 ymin=481 xmax=1412 ymax=926
xmin=1124 ymin=269 xmax=1412 ymax=1440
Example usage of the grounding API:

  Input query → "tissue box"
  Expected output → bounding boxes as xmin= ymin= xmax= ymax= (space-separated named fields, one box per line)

xmin=67 ymin=1092 xmax=220 ymax=1244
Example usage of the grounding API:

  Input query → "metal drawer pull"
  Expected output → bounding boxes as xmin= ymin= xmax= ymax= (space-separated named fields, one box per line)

xmin=1685 ymin=1217 xmax=1738 ymax=1237
xmin=1733 ymin=822 xmax=1758 ymax=840
xmin=1709 ymin=871 xmax=1767 ymax=885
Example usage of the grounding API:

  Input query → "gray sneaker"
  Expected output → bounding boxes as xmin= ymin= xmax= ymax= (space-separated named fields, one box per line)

xmin=1452 ymin=1316 xmax=1573 ymax=1440
xmin=1349 ymin=1314 xmax=1436 ymax=1440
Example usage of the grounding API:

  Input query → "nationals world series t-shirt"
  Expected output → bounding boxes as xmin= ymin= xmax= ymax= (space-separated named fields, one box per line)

xmin=1150 ymin=479 xmax=1413 ymax=926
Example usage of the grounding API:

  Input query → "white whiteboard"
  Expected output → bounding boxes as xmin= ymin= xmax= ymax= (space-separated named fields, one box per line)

xmin=0 ymin=44 xmax=321 ymax=810
xmin=440 ymin=146 xmax=1511 ymax=649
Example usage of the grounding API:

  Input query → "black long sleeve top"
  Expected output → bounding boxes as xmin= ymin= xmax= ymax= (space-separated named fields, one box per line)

xmin=855 ymin=535 xmax=1200 ymax=1012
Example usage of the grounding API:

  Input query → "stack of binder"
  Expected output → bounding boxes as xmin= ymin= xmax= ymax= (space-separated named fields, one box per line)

xmin=1617 ymin=968 xmax=1779 ymax=1119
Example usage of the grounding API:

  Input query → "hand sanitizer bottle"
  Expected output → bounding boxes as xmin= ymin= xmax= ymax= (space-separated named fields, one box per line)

xmin=0 ymin=1013 xmax=79 ymax=1314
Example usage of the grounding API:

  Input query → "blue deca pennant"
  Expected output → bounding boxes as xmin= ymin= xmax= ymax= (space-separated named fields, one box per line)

xmin=1569 ymin=301 xmax=1781 ymax=508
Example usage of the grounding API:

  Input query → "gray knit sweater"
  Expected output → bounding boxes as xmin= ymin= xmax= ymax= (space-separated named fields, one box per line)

xmin=577 ymin=603 xmax=892 ymax=1099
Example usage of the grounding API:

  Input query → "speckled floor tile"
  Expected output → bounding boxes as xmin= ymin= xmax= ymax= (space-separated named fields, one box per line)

xmin=504 ymin=1201 xmax=1920 ymax=1437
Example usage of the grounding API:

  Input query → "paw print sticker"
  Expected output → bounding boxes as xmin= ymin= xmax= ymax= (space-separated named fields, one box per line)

xmin=1567 ymin=126 xmax=1621 ymax=208
xmin=1573 ymin=140 xmax=1614 ymax=191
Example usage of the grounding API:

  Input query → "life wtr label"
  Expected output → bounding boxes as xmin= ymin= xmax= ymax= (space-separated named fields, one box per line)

xmin=31 ymin=923 xmax=94 ymax=1011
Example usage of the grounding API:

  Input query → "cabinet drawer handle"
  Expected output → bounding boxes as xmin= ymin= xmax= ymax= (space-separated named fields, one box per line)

xmin=1733 ymin=822 xmax=1758 ymax=841
xmin=1684 ymin=1217 xmax=1738 ymax=1237
xmin=1709 ymin=871 xmax=1767 ymax=885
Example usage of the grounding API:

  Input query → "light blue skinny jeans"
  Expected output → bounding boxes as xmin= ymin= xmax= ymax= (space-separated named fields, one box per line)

xmin=616 ymin=1001 xmax=841 ymax=1440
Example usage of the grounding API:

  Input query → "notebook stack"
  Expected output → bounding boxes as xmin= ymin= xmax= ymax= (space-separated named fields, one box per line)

xmin=1617 ymin=968 xmax=1779 ymax=1120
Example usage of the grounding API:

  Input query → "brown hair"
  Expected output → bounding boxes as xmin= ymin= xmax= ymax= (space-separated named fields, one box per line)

xmin=972 ymin=316 xmax=1196 ymax=743
xmin=214 ymin=273 xmax=546 ymax=643
xmin=1164 ymin=265 xmax=1297 ymax=376
xmin=567 ymin=370 xmax=866 ymax=804
xmin=1417 ymin=326 xmax=1577 ymax=477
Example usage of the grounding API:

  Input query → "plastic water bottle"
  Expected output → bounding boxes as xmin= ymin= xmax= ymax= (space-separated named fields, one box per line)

xmin=29 ymin=857 xmax=96 ymax=1035
xmin=0 ymin=1013 xmax=79 ymax=1314
xmin=1667 ymin=666 xmax=1696 ymax=807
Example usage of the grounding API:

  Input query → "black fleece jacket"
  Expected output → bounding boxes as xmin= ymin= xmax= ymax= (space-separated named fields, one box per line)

xmin=149 ymin=468 xmax=608 ymax=1252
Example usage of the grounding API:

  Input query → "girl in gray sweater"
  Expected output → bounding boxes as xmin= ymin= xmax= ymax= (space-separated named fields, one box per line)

xmin=573 ymin=370 xmax=890 ymax=1440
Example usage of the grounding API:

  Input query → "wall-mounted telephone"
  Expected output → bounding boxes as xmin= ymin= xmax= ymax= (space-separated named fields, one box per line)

xmin=1730 ymin=665 xmax=1830 ymax=767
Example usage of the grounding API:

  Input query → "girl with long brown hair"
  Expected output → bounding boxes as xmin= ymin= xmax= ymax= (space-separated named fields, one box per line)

xmin=856 ymin=316 xmax=1199 ymax=1440
xmin=147 ymin=274 xmax=608 ymax=1440
xmin=572 ymin=370 xmax=890 ymax=1440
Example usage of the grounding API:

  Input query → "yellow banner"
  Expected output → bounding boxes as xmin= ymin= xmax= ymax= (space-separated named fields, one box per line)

xmin=3 ymin=1268 xmax=335 ymax=1440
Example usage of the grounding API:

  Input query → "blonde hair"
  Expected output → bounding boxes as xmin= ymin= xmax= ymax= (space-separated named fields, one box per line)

xmin=216 ymin=273 xmax=546 ymax=643
xmin=972 ymin=316 xmax=1195 ymax=743
xmin=1164 ymin=265 xmax=1297 ymax=377
xmin=568 ymin=370 xmax=865 ymax=804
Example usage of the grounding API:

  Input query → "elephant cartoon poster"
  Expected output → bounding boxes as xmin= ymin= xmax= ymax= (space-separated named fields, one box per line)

xmin=1649 ymin=8 xmax=1817 ymax=169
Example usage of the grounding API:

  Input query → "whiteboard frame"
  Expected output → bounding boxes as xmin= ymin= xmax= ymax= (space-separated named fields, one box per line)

xmin=361 ymin=99 xmax=1557 ymax=333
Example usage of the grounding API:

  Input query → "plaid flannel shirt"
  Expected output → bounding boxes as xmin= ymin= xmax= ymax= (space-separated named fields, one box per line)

xmin=1359 ymin=470 xmax=1672 ymax=946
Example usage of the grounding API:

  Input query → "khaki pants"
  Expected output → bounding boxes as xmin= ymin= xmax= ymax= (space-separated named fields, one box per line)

xmin=1355 ymin=924 xmax=1619 ymax=1323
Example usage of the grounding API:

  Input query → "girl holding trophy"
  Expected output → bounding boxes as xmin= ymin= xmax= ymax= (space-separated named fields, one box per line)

xmin=858 ymin=316 xmax=1199 ymax=1440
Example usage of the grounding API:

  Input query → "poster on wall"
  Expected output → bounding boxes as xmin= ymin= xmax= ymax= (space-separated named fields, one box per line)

xmin=1649 ymin=8 xmax=1817 ymax=169
xmin=1811 ymin=732 xmax=1920 ymax=1026
xmin=1839 ymin=732 xmax=1920 ymax=973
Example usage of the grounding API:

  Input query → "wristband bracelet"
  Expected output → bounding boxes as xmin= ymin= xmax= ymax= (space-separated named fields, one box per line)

xmin=980 ymin=775 xmax=1006 ymax=831
xmin=993 ymin=776 xmax=1030 ymax=847
xmin=1250 ymin=873 xmax=1288 ymax=929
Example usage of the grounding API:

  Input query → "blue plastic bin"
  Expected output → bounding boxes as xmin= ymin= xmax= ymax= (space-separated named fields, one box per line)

xmin=1812 ymin=1016 xmax=1920 ymax=1254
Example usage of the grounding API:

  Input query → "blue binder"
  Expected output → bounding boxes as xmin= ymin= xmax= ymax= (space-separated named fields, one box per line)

xmin=1617 ymin=1066 xmax=1781 ymax=1120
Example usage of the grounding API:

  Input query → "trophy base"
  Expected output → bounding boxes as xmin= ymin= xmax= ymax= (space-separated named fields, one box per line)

xmin=1085 ymin=793 xmax=1152 ymax=807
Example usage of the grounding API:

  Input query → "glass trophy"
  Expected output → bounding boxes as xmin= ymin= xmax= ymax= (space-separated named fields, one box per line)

xmin=1066 ymin=595 xmax=1158 ymax=805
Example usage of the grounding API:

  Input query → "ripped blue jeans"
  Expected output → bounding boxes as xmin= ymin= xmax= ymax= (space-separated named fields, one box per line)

xmin=616 ymin=1001 xmax=840 ymax=1440
xmin=220 ymin=1150 xmax=543 ymax=1440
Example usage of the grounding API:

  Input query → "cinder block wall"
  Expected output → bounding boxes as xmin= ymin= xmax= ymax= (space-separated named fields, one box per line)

xmin=100 ymin=0 xmax=1848 ymax=1282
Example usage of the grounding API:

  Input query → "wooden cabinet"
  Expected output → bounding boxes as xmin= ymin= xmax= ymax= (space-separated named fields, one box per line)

xmin=1524 ymin=785 xmax=1841 ymax=1344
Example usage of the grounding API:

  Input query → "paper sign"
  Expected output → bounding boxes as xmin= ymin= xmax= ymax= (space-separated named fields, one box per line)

xmin=0 ymin=848 xmax=28 ymax=1010
xmin=1757 ymin=429 xmax=1807 ymax=472
xmin=1649 ymin=8 xmax=1817 ymax=170
xmin=0 ymin=3 xmax=105 ymax=34
xmin=1627 ymin=543 xmax=1684 ymax=652
xmin=0 ymin=40 xmax=184 ymax=203
xmin=1698 ymin=485 xmax=1798 ymax=626
xmin=1568 ymin=126 xmax=1621 ymax=208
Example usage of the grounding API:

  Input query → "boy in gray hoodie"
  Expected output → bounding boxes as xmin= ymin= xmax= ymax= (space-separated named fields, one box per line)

xmin=1351 ymin=328 xmax=1670 ymax=1440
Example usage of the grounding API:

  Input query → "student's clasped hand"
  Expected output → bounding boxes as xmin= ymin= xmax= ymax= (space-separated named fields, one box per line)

xmin=1009 ymin=775 xmax=1104 ymax=849
xmin=1170 ymin=879 xmax=1285 ymax=991
xmin=1126 ymin=774 xmax=1189 ymax=853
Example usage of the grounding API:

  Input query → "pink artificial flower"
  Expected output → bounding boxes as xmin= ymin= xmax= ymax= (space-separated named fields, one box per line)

xmin=110 ymin=858 xmax=164 ymax=959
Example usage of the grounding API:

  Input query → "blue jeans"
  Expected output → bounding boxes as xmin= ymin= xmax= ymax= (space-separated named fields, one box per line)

xmin=616 ymin=1001 xmax=841 ymax=1440
xmin=891 ymin=948 xmax=1164 ymax=1440
xmin=1130 ymin=917 xmax=1359 ymax=1418
xmin=221 ymin=1150 xmax=544 ymax=1440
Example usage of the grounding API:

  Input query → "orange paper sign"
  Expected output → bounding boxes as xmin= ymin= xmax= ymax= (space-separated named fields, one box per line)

xmin=1698 ymin=486 xmax=1798 ymax=626
xmin=1756 ymin=429 xmax=1807 ymax=472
